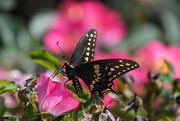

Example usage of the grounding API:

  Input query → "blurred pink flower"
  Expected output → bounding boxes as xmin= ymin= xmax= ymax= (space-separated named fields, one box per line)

xmin=133 ymin=40 xmax=180 ymax=84
xmin=94 ymin=50 xmax=131 ymax=60
xmin=0 ymin=69 xmax=30 ymax=108
xmin=44 ymin=1 xmax=127 ymax=55
xmin=103 ymin=94 xmax=117 ymax=108
xmin=37 ymin=74 xmax=79 ymax=116
xmin=0 ymin=69 xmax=28 ymax=85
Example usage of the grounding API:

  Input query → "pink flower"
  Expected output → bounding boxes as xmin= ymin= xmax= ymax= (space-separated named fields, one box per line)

xmin=37 ymin=74 xmax=79 ymax=116
xmin=44 ymin=1 xmax=127 ymax=55
xmin=0 ymin=69 xmax=27 ymax=85
xmin=133 ymin=40 xmax=180 ymax=84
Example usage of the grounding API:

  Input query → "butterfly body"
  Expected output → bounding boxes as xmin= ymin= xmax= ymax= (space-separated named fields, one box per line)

xmin=62 ymin=29 xmax=139 ymax=98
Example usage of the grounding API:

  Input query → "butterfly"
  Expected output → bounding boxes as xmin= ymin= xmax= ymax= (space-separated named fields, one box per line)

xmin=61 ymin=29 xmax=139 ymax=98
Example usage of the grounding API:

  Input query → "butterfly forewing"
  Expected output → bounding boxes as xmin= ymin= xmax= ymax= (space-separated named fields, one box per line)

xmin=70 ymin=29 xmax=97 ymax=67
xmin=75 ymin=59 xmax=139 ymax=96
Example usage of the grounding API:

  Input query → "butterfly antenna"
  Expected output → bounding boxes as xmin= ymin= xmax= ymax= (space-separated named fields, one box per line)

xmin=56 ymin=41 xmax=68 ymax=61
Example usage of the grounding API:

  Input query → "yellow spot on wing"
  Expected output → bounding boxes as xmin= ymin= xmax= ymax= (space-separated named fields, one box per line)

xmin=97 ymin=77 xmax=101 ymax=80
xmin=85 ymin=57 xmax=89 ymax=62
xmin=86 ymin=34 xmax=88 ymax=37
xmin=105 ymin=66 xmax=108 ymax=70
xmin=119 ymin=60 xmax=123 ymax=63
xmin=94 ymin=65 xmax=100 ymax=69
xmin=88 ymin=42 xmax=91 ymax=46
xmin=109 ymin=78 xmax=113 ymax=81
xmin=86 ymin=52 xmax=90 ymax=56
xmin=90 ymin=34 xmax=93 ymax=37
xmin=97 ymin=73 xmax=102 ymax=77
xmin=95 ymin=69 xmax=99 ymax=73
xmin=120 ymin=64 xmax=124 ymax=67
xmin=88 ymin=38 xmax=91 ymax=41
xmin=110 ymin=68 xmax=115 ymax=71
xmin=90 ymin=85 xmax=94 ymax=91
xmin=87 ymin=47 xmax=90 ymax=51
xmin=108 ymin=83 xmax=112 ymax=86
xmin=126 ymin=63 xmax=130 ymax=66
xmin=108 ymin=72 xmax=112 ymax=75
xmin=95 ymin=79 xmax=100 ymax=82
xmin=92 ymin=80 xmax=96 ymax=84
xmin=114 ymin=66 xmax=119 ymax=68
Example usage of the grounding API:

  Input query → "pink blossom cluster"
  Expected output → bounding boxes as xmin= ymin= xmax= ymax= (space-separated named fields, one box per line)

xmin=44 ymin=1 xmax=127 ymax=55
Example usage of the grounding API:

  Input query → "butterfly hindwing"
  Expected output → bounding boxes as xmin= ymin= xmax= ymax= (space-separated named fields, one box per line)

xmin=75 ymin=59 xmax=139 ymax=95
xmin=70 ymin=29 xmax=97 ymax=67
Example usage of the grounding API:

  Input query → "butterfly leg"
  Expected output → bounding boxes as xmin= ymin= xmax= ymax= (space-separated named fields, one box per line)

xmin=64 ymin=79 xmax=70 ymax=85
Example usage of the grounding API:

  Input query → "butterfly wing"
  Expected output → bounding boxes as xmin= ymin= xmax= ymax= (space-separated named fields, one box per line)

xmin=70 ymin=29 xmax=97 ymax=67
xmin=75 ymin=59 xmax=139 ymax=95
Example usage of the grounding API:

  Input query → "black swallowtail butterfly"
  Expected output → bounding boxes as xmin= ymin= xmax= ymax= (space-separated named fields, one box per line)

xmin=61 ymin=29 xmax=139 ymax=98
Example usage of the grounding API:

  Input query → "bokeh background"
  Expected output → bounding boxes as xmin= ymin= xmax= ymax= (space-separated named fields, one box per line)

xmin=1 ymin=0 xmax=180 ymax=119
xmin=1 ymin=0 xmax=180 ymax=74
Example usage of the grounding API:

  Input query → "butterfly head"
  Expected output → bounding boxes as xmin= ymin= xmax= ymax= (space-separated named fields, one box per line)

xmin=63 ymin=61 xmax=75 ymax=80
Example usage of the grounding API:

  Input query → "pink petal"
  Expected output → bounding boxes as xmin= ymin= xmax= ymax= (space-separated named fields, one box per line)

xmin=37 ymin=74 xmax=79 ymax=116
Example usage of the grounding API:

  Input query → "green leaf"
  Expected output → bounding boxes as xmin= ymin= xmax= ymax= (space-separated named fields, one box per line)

xmin=161 ymin=60 xmax=174 ymax=85
xmin=31 ymin=50 xmax=62 ymax=72
xmin=66 ymin=83 xmax=89 ymax=103
xmin=0 ymin=80 xmax=12 ymax=86
xmin=0 ymin=81 xmax=17 ymax=94
xmin=27 ymin=102 xmax=37 ymax=119
xmin=5 ymin=116 xmax=22 ymax=121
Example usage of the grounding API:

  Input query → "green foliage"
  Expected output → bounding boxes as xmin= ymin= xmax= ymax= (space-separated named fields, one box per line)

xmin=26 ymin=102 xmax=37 ymax=119
xmin=31 ymin=50 xmax=62 ymax=72
xmin=5 ymin=116 xmax=22 ymax=121
xmin=0 ymin=80 xmax=17 ymax=94
xmin=161 ymin=60 xmax=174 ymax=85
